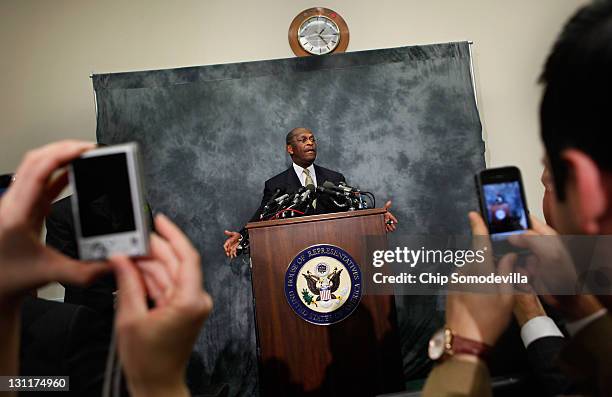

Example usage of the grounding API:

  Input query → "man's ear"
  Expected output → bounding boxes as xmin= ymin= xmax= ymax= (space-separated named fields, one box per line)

xmin=286 ymin=144 xmax=294 ymax=156
xmin=561 ymin=149 xmax=607 ymax=234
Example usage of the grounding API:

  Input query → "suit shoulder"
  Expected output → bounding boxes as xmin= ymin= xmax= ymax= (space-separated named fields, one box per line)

xmin=315 ymin=165 xmax=345 ymax=182
xmin=265 ymin=168 xmax=292 ymax=186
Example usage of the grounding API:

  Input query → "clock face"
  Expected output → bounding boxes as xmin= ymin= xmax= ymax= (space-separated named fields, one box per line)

xmin=297 ymin=16 xmax=340 ymax=55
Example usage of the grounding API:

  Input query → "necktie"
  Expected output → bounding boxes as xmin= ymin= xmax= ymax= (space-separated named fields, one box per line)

xmin=303 ymin=168 xmax=316 ymax=208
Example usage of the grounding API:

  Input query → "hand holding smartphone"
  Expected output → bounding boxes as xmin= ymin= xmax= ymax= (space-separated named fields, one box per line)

xmin=476 ymin=166 xmax=530 ymax=241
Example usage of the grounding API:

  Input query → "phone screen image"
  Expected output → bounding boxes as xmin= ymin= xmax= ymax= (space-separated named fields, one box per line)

xmin=72 ymin=153 xmax=136 ymax=238
xmin=482 ymin=181 xmax=528 ymax=239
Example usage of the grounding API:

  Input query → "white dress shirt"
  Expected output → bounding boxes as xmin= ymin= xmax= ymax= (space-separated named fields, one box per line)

xmin=520 ymin=316 xmax=564 ymax=348
xmin=293 ymin=163 xmax=318 ymax=187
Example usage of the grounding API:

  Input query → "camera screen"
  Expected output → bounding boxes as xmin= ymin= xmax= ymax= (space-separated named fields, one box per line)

xmin=482 ymin=181 xmax=528 ymax=237
xmin=72 ymin=153 xmax=136 ymax=237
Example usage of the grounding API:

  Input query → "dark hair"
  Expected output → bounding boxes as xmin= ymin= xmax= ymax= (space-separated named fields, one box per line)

xmin=286 ymin=127 xmax=310 ymax=145
xmin=540 ymin=0 xmax=612 ymax=199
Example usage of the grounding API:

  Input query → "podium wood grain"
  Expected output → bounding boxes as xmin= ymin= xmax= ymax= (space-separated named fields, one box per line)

xmin=247 ymin=209 xmax=404 ymax=396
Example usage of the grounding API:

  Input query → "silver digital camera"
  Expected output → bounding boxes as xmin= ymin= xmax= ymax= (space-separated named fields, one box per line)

xmin=69 ymin=143 xmax=150 ymax=260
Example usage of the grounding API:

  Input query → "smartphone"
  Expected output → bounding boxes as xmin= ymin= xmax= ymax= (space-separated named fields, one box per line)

xmin=69 ymin=143 xmax=150 ymax=260
xmin=476 ymin=166 xmax=530 ymax=241
xmin=0 ymin=174 xmax=13 ymax=197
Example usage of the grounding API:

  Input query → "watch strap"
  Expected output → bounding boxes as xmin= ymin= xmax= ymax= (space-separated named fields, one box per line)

xmin=449 ymin=333 xmax=492 ymax=360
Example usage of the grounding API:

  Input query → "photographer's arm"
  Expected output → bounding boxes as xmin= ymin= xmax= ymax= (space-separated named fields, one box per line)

xmin=0 ymin=141 xmax=109 ymax=387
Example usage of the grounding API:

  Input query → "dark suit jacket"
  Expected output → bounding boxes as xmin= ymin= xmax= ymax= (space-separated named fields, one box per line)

xmin=249 ymin=164 xmax=346 ymax=222
xmin=45 ymin=196 xmax=116 ymax=317
xmin=526 ymin=336 xmax=571 ymax=396
xmin=19 ymin=297 xmax=111 ymax=397
xmin=560 ymin=314 xmax=612 ymax=396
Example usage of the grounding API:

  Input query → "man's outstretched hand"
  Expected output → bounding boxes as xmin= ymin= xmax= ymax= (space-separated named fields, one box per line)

xmin=383 ymin=200 xmax=398 ymax=233
xmin=223 ymin=230 xmax=241 ymax=258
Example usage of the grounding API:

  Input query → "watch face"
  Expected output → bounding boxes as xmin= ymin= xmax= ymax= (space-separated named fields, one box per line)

xmin=428 ymin=329 xmax=446 ymax=360
xmin=298 ymin=15 xmax=340 ymax=55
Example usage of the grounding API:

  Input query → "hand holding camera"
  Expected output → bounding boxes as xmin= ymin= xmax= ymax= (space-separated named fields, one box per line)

xmin=0 ymin=141 xmax=109 ymax=305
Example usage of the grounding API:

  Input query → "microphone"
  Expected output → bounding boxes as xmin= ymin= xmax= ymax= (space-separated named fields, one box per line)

xmin=263 ymin=188 xmax=286 ymax=211
xmin=316 ymin=184 xmax=344 ymax=198
xmin=291 ymin=186 xmax=307 ymax=205
xmin=274 ymin=193 xmax=290 ymax=204
xmin=322 ymin=181 xmax=358 ymax=194
xmin=297 ymin=184 xmax=315 ymax=205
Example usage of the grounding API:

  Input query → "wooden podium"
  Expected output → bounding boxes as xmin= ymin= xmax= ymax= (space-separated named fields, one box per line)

xmin=246 ymin=208 xmax=404 ymax=396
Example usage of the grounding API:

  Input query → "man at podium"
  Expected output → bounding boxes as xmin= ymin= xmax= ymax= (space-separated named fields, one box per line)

xmin=223 ymin=127 xmax=398 ymax=258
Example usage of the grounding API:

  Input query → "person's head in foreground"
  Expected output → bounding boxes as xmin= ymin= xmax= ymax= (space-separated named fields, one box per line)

xmin=424 ymin=2 xmax=612 ymax=396
xmin=540 ymin=0 xmax=612 ymax=235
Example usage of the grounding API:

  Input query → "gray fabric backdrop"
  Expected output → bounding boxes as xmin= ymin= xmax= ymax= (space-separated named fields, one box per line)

xmin=93 ymin=41 xmax=484 ymax=396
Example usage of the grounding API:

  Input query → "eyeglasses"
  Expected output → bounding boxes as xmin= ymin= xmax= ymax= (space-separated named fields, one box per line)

xmin=295 ymin=136 xmax=316 ymax=144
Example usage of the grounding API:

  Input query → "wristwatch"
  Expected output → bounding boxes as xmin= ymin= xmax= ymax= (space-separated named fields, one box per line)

xmin=428 ymin=327 xmax=492 ymax=361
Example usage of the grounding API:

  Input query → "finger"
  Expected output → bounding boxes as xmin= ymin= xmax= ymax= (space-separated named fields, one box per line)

xmin=154 ymin=214 xmax=203 ymax=291
xmin=136 ymin=259 xmax=174 ymax=295
xmin=388 ymin=212 xmax=398 ymax=224
xmin=42 ymin=249 xmax=110 ymax=286
xmin=497 ymin=253 xmax=517 ymax=296
xmin=539 ymin=294 xmax=559 ymax=309
xmin=523 ymin=255 xmax=552 ymax=296
xmin=46 ymin=170 xmax=70 ymax=204
xmin=508 ymin=232 xmax=561 ymax=261
xmin=469 ymin=211 xmax=488 ymax=236
xmin=383 ymin=200 xmax=392 ymax=210
xmin=469 ymin=212 xmax=493 ymax=266
xmin=29 ymin=171 xmax=70 ymax=227
xmin=139 ymin=262 xmax=175 ymax=307
xmin=109 ymin=255 xmax=148 ymax=317
xmin=529 ymin=215 xmax=557 ymax=236
xmin=150 ymin=233 xmax=180 ymax=280
xmin=7 ymin=141 xmax=95 ymax=222
xmin=141 ymin=270 xmax=165 ymax=304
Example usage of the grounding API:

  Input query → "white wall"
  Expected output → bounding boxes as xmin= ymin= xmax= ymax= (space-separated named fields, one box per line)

xmin=0 ymin=0 xmax=588 ymax=298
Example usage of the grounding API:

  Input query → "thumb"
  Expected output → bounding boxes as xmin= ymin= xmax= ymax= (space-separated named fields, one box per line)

xmin=384 ymin=200 xmax=392 ymax=210
xmin=224 ymin=230 xmax=234 ymax=237
xmin=529 ymin=215 xmax=557 ymax=236
xmin=469 ymin=211 xmax=489 ymax=236
xmin=497 ymin=253 xmax=518 ymax=296
xmin=109 ymin=256 xmax=147 ymax=319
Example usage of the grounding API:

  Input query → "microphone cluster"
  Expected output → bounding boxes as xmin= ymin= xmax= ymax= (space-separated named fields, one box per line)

xmin=259 ymin=181 xmax=375 ymax=221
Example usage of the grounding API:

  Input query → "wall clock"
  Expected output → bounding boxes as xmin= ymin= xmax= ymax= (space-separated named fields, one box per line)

xmin=288 ymin=7 xmax=349 ymax=57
